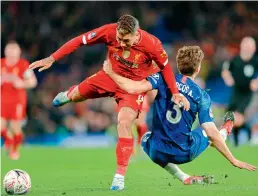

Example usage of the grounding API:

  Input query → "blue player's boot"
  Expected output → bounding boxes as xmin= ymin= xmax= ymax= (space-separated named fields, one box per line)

xmin=221 ymin=111 xmax=235 ymax=135
xmin=52 ymin=91 xmax=71 ymax=107
xmin=110 ymin=174 xmax=124 ymax=190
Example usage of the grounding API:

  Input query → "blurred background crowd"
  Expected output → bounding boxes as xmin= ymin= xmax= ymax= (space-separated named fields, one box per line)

xmin=1 ymin=1 xmax=258 ymax=145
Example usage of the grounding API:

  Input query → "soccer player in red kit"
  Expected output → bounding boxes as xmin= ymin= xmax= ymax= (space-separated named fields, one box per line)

xmin=29 ymin=15 xmax=190 ymax=190
xmin=1 ymin=41 xmax=37 ymax=160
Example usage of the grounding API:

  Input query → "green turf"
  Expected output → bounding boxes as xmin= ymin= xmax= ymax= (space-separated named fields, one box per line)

xmin=1 ymin=145 xmax=258 ymax=196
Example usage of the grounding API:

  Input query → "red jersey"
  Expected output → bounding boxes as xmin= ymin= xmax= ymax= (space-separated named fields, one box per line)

xmin=1 ymin=58 xmax=30 ymax=103
xmin=52 ymin=23 xmax=178 ymax=94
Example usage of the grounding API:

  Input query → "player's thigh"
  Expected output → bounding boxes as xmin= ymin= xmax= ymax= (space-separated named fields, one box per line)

xmin=78 ymin=70 xmax=116 ymax=99
xmin=190 ymin=128 xmax=211 ymax=161
xmin=116 ymin=92 xmax=146 ymax=115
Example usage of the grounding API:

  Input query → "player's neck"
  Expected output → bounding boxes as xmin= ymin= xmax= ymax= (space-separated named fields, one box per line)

xmin=185 ymin=75 xmax=195 ymax=81
xmin=5 ymin=58 xmax=19 ymax=66
xmin=240 ymin=53 xmax=253 ymax=62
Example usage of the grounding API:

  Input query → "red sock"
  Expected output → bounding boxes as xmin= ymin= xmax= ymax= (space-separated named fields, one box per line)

xmin=13 ymin=132 xmax=23 ymax=152
xmin=116 ymin=138 xmax=134 ymax=176
xmin=1 ymin=129 xmax=13 ymax=149
xmin=136 ymin=124 xmax=148 ymax=145
xmin=67 ymin=85 xmax=77 ymax=98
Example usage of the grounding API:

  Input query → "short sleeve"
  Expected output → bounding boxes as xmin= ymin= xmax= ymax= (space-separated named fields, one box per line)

xmin=198 ymin=91 xmax=214 ymax=124
xmin=81 ymin=23 xmax=115 ymax=45
xmin=147 ymin=72 xmax=162 ymax=90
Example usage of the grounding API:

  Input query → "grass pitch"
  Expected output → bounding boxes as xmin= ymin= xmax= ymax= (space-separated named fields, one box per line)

xmin=1 ymin=145 xmax=258 ymax=196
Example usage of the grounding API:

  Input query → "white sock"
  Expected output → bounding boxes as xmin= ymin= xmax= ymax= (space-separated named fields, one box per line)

xmin=164 ymin=163 xmax=190 ymax=182
xmin=220 ymin=128 xmax=227 ymax=141
xmin=114 ymin=174 xmax=124 ymax=178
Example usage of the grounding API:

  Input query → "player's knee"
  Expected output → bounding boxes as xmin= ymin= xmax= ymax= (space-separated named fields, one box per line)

xmin=149 ymin=151 xmax=166 ymax=167
xmin=1 ymin=118 xmax=7 ymax=129
xmin=10 ymin=121 xmax=22 ymax=134
xmin=68 ymin=86 xmax=85 ymax=102
xmin=117 ymin=119 xmax=133 ymax=137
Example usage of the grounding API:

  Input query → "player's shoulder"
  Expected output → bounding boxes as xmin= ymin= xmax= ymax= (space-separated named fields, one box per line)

xmin=140 ymin=29 xmax=162 ymax=48
xmin=18 ymin=58 xmax=30 ymax=68
xmin=102 ymin=23 xmax=117 ymax=30
xmin=1 ymin=58 xmax=5 ymax=67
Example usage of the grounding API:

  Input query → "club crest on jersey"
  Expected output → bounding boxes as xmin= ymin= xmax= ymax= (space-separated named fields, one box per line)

xmin=122 ymin=50 xmax=130 ymax=59
xmin=136 ymin=95 xmax=144 ymax=105
xmin=160 ymin=49 xmax=167 ymax=58
xmin=88 ymin=32 xmax=96 ymax=40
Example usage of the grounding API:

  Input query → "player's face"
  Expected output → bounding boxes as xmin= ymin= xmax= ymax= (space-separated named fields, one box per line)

xmin=240 ymin=37 xmax=256 ymax=58
xmin=4 ymin=43 xmax=21 ymax=60
xmin=116 ymin=32 xmax=138 ymax=49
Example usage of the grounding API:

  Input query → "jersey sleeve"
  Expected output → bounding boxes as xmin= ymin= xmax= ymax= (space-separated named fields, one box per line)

xmin=146 ymin=72 xmax=163 ymax=90
xmin=82 ymin=23 xmax=113 ymax=45
xmin=52 ymin=24 xmax=114 ymax=61
xmin=198 ymin=91 xmax=214 ymax=125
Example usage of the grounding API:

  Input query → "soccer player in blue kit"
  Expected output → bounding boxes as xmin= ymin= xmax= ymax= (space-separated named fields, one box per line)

xmin=103 ymin=46 xmax=256 ymax=186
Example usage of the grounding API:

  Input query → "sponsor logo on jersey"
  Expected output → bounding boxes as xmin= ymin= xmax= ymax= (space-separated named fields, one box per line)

xmin=113 ymin=53 xmax=138 ymax=69
xmin=88 ymin=32 xmax=96 ymax=40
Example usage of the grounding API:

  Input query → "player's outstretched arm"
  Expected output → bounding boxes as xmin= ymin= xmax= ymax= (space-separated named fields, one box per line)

xmin=103 ymin=60 xmax=153 ymax=94
xmin=202 ymin=122 xmax=257 ymax=171
xmin=29 ymin=24 xmax=111 ymax=72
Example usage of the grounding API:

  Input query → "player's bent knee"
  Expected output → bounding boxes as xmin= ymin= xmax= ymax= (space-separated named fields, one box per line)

xmin=1 ymin=118 xmax=7 ymax=129
xmin=69 ymin=86 xmax=86 ymax=102
xmin=10 ymin=121 xmax=22 ymax=134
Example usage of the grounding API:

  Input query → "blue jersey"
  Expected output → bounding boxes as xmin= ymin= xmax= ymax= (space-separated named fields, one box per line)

xmin=146 ymin=73 xmax=213 ymax=155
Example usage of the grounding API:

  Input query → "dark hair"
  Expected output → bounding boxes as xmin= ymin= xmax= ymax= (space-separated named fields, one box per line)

xmin=176 ymin=46 xmax=204 ymax=76
xmin=117 ymin=14 xmax=139 ymax=35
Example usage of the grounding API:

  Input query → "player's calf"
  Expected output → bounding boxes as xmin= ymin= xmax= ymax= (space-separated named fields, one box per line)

xmin=52 ymin=85 xmax=85 ymax=107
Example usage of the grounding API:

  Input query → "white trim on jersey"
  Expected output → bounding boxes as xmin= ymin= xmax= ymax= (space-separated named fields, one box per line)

xmin=163 ymin=59 xmax=168 ymax=66
xmin=82 ymin=35 xmax=87 ymax=45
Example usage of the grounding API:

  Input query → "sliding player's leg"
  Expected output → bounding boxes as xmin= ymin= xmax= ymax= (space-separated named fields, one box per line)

xmin=52 ymin=70 xmax=116 ymax=107
xmin=110 ymin=93 xmax=145 ymax=191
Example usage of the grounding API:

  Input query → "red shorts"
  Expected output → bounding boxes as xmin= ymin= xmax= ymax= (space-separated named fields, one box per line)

xmin=1 ymin=100 xmax=27 ymax=121
xmin=78 ymin=70 xmax=146 ymax=112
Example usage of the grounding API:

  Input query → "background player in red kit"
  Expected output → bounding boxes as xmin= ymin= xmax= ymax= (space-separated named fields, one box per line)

xmin=1 ymin=41 xmax=37 ymax=160
xmin=29 ymin=15 xmax=190 ymax=190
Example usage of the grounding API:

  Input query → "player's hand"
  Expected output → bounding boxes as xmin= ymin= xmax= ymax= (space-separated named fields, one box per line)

xmin=221 ymin=70 xmax=235 ymax=87
xmin=103 ymin=59 xmax=113 ymax=75
xmin=13 ymin=77 xmax=25 ymax=89
xmin=172 ymin=93 xmax=190 ymax=111
xmin=29 ymin=56 xmax=55 ymax=72
xmin=250 ymin=78 xmax=258 ymax=92
xmin=231 ymin=159 xmax=257 ymax=171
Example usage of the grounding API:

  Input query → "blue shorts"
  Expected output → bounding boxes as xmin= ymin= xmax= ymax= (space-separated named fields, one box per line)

xmin=141 ymin=128 xmax=210 ymax=167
